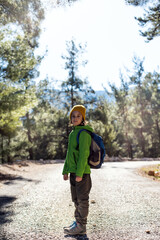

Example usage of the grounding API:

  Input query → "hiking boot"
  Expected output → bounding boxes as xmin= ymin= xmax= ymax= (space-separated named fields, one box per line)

xmin=64 ymin=222 xmax=86 ymax=235
xmin=63 ymin=221 xmax=77 ymax=230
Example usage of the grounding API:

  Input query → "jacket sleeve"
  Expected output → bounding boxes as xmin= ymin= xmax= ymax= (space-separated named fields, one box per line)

xmin=62 ymin=134 xmax=71 ymax=175
xmin=62 ymin=150 xmax=69 ymax=175
xmin=76 ymin=131 xmax=91 ymax=177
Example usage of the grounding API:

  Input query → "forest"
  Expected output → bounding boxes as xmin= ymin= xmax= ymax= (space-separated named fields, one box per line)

xmin=0 ymin=0 xmax=160 ymax=163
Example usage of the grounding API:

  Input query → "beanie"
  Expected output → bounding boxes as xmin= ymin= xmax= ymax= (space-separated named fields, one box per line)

xmin=69 ymin=105 xmax=86 ymax=120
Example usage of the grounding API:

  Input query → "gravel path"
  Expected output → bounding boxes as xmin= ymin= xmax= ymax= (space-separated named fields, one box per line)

xmin=0 ymin=161 xmax=160 ymax=240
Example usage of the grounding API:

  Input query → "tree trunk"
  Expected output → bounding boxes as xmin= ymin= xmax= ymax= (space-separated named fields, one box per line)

xmin=7 ymin=136 xmax=12 ymax=163
xmin=26 ymin=112 xmax=34 ymax=160
xmin=71 ymin=69 xmax=74 ymax=108
xmin=156 ymin=118 xmax=160 ymax=145
xmin=71 ymin=85 xmax=74 ymax=108
xmin=125 ymin=132 xmax=133 ymax=159
xmin=1 ymin=135 xmax=5 ymax=164
xmin=140 ymin=127 xmax=146 ymax=157
xmin=127 ymin=141 xmax=133 ymax=159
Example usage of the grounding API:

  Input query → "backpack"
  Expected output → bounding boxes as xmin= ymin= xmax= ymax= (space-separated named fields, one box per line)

xmin=76 ymin=129 xmax=105 ymax=169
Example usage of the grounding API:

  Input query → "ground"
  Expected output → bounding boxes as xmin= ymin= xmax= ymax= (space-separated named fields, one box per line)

xmin=0 ymin=160 xmax=52 ymax=185
xmin=0 ymin=159 xmax=160 ymax=186
xmin=0 ymin=160 xmax=160 ymax=240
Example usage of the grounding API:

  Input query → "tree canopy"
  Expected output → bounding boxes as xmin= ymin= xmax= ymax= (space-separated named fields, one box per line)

xmin=0 ymin=0 xmax=45 ymax=48
xmin=126 ymin=0 xmax=160 ymax=41
xmin=0 ymin=1 xmax=160 ymax=163
xmin=60 ymin=39 xmax=96 ymax=109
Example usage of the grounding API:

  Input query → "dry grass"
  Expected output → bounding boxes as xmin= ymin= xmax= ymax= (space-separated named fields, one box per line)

xmin=138 ymin=164 xmax=160 ymax=182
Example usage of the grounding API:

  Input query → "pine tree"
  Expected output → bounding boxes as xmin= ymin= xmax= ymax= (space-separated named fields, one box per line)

xmin=126 ymin=0 xmax=160 ymax=41
xmin=60 ymin=38 xmax=96 ymax=110
xmin=0 ymin=0 xmax=45 ymax=48
xmin=128 ymin=56 xmax=148 ymax=157
xmin=143 ymin=71 xmax=160 ymax=156
xmin=0 ymin=34 xmax=39 ymax=162
xmin=92 ymin=99 xmax=119 ymax=157
xmin=107 ymin=74 xmax=133 ymax=158
xmin=22 ymin=78 xmax=70 ymax=160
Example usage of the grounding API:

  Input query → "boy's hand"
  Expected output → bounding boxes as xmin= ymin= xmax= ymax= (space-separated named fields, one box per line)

xmin=76 ymin=176 xmax=82 ymax=182
xmin=63 ymin=174 xmax=68 ymax=181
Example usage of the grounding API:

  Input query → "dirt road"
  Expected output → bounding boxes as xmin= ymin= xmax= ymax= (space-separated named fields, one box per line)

xmin=0 ymin=161 xmax=160 ymax=240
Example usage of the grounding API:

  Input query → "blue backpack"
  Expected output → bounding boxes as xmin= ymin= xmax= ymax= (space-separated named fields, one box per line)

xmin=77 ymin=129 xmax=105 ymax=169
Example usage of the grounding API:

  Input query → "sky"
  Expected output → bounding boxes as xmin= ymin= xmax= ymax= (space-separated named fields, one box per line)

xmin=37 ymin=0 xmax=160 ymax=91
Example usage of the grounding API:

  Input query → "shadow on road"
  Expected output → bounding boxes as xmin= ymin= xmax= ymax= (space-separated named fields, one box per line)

xmin=0 ymin=235 xmax=8 ymax=240
xmin=0 ymin=172 xmax=41 ymax=186
xmin=0 ymin=196 xmax=16 ymax=225
xmin=64 ymin=234 xmax=89 ymax=240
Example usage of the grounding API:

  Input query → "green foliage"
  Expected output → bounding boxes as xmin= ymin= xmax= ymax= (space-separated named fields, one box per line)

xmin=107 ymin=75 xmax=133 ymax=157
xmin=0 ymin=0 xmax=44 ymax=162
xmin=0 ymin=34 xmax=40 ymax=83
xmin=89 ymin=98 xmax=119 ymax=157
xmin=0 ymin=11 xmax=160 ymax=162
xmin=0 ymin=1 xmax=83 ymax=163
xmin=125 ymin=0 xmax=149 ymax=6
xmin=1 ymin=57 xmax=160 ymax=161
xmin=0 ymin=31 xmax=40 ymax=162
xmin=0 ymin=0 xmax=45 ymax=47
xmin=127 ymin=58 xmax=160 ymax=157
xmin=126 ymin=0 xmax=160 ymax=41
xmin=60 ymin=39 xmax=96 ymax=109
xmin=0 ymin=33 xmax=39 ymax=131
xmin=107 ymin=56 xmax=160 ymax=158
xmin=136 ymin=3 xmax=160 ymax=41
xmin=16 ymin=79 xmax=70 ymax=161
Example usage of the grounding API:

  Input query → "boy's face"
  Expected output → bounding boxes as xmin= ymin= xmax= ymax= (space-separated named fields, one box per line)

xmin=71 ymin=111 xmax=83 ymax=126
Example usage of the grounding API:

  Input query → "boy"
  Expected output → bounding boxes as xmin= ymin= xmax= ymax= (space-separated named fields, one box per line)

xmin=62 ymin=105 xmax=92 ymax=235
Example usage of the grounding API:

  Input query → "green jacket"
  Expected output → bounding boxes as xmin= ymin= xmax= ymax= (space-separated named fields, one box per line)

xmin=62 ymin=125 xmax=93 ymax=177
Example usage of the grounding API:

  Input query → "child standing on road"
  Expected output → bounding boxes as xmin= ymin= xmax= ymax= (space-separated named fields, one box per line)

xmin=62 ymin=105 xmax=93 ymax=236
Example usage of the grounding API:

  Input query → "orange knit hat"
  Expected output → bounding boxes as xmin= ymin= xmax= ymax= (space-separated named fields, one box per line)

xmin=69 ymin=105 xmax=86 ymax=120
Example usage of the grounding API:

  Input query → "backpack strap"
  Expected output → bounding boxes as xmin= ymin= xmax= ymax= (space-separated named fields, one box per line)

xmin=76 ymin=129 xmax=92 ymax=147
